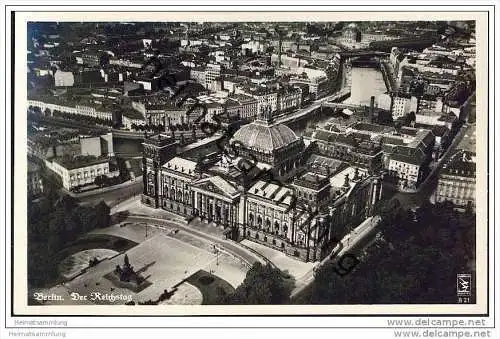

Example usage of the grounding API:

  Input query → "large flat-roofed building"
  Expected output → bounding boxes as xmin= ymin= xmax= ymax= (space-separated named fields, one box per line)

xmin=80 ymin=132 xmax=114 ymax=157
xmin=309 ymin=122 xmax=435 ymax=190
xmin=223 ymin=94 xmax=259 ymax=120
xmin=54 ymin=70 xmax=75 ymax=87
xmin=309 ymin=128 xmax=384 ymax=174
xmin=205 ymin=63 xmax=221 ymax=89
xmin=45 ymin=156 xmax=119 ymax=190
xmin=27 ymin=97 xmax=113 ymax=121
xmin=388 ymin=146 xmax=428 ymax=190
xmin=435 ymin=149 xmax=476 ymax=211
xmin=343 ymin=23 xmax=362 ymax=43
xmin=236 ymin=85 xmax=279 ymax=114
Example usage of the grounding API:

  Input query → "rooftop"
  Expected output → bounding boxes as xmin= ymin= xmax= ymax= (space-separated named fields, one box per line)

xmin=306 ymin=154 xmax=347 ymax=176
xmin=53 ymin=155 xmax=109 ymax=170
xmin=231 ymin=119 xmax=300 ymax=154
xmin=163 ymin=156 xmax=198 ymax=176
xmin=352 ymin=122 xmax=391 ymax=133
xmin=249 ymin=180 xmax=294 ymax=206
xmin=294 ymin=172 xmax=330 ymax=191
xmin=441 ymin=149 xmax=476 ymax=178
xmin=329 ymin=166 xmax=358 ymax=189
xmin=390 ymin=146 xmax=427 ymax=165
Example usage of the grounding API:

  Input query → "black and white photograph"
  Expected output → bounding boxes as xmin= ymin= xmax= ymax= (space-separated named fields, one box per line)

xmin=2 ymin=4 xmax=497 ymax=337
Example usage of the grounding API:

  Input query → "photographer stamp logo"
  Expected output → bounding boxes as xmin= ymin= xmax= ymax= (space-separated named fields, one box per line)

xmin=457 ymin=274 xmax=472 ymax=297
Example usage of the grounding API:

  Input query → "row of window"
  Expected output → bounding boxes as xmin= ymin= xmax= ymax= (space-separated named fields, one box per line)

xmin=247 ymin=231 xmax=287 ymax=249
xmin=163 ymin=178 xmax=190 ymax=190
xmin=438 ymin=185 xmax=474 ymax=197
xmin=163 ymin=186 xmax=191 ymax=204
xmin=248 ymin=204 xmax=289 ymax=221
xmin=297 ymin=190 xmax=317 ymax=201
xmin=70 ymin=168 xmax=107 ymax=180
xmin=248 ymin=213 xmax=289 ymax=233
xmin=437 ymin=197 xmax=474 ymax=207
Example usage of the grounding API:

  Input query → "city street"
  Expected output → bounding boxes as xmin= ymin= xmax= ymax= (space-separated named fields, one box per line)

xmin=71 ymin=179 xmax=143 ymax=206
xmin=291 ymin=216 xmax=381 ymax=298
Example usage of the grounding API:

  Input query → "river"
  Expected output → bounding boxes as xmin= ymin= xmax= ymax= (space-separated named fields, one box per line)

xmin=344 ymin=67 xmax=388 ymax=106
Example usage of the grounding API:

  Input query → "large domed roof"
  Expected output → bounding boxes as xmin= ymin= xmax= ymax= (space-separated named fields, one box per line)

xmin=231 ymin=120 xmax=300 ymax=153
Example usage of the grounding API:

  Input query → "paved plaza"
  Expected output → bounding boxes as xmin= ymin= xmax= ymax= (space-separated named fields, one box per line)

xmin=34 ymin=220 xmax=249 ymax=306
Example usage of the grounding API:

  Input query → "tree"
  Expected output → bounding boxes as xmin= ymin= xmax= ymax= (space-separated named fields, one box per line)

xmin=58 ymin=194 xmax=78 ymax=211
xmin=407 ymin=111 xmax=416 ymax=123
xmin=394 ymin=120 xmax=403 ymax=133
xmin=94 ymin=175 xmax=104 ymax=187
xmin=95 ymin=200 xmax=111 ymax=228
xmin=102 ymin=176 xmax=111 ymax=187
xmin=221 ymin=263 xmax=294 ymax=304
xmin=48 ymin=209 xmax=67 ymax=238
xmin=63 ymin=212 xmax=82 ymax=242
xmin=71 ymin=205 xmax=97 ymax=234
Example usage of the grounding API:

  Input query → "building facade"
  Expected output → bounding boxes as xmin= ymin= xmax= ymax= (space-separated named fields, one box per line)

xmin=45 ymin=157 xmax=119 ymax=190
xmin=435 ymin=149 xmax=476 ymax=211
xmin=205 ymin=63 xmax=222 ymax=89
xmin=54 ymin=70 xmax=75 ymax=87
xmin=141 ymin=116 xmax=384 ymax=262
xmin=27 ymin=99 xmax=113 ymax=121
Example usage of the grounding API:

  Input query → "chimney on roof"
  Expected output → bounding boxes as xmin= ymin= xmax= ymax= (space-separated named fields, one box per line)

xmin=278 ymin=35 xmax=283 ymax=67
xmin=369 ymin=96 xmax=375 ymax=121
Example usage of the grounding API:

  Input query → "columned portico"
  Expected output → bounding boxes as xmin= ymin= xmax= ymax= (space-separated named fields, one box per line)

xmin=191 ymin=176 xmax=241 ymax=229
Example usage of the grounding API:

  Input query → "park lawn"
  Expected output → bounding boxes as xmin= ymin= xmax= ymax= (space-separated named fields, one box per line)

xmin=56 ymin=234 xmax=138 ymax=262
xmin=185 ymin=269 xmax=235 ymax=305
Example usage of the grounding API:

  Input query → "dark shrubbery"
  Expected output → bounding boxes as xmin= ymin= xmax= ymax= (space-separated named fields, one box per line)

xmin=28 ymin=187 xmax=112 ymax=287
xmin=218 ymin=263 xmax=294 ymax=304
xmin=297 ymin=201 xmax=476 ymax=304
